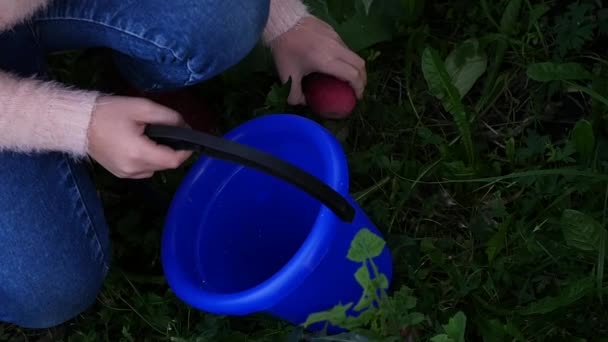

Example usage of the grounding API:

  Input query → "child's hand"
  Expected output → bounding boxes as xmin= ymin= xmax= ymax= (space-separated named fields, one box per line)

xmin=269 ymin=16 xmax=366 ymax=106
xmin=87 ymin=96 xmax=192 ymax=179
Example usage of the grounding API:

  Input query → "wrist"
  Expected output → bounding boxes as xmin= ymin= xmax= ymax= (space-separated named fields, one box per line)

xmin=262 ymin=0 xmax=311 ymax=44
xmin=86 ymin=95 xmax=107 ymax=155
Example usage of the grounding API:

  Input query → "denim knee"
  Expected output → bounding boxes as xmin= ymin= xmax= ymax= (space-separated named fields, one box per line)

xmin=0 ymin=152 xmax=110 ymax=329
xmin=5 ymin=265 xmax=107 ymax=329
xmin=113 ymin=0 xmax=271 ymax=90
xmin=31 ymin=0 xmax=271 ymax=90
xmin=179 ymin=0 xmax=271 ymax=85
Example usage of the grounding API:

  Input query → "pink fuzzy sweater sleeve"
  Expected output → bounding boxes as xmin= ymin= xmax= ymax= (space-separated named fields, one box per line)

xmin=0 ymin=0 xmax=98 ymax=156
xmin=0 ymin=0 xmax=50 ymax=31
xmin=262 ymin=0 xmax=311 ymax=44
xmin=0 ymin=71 xmax=99 ymax=155
xmin=0 ymin=0 xmax=308 ymax=156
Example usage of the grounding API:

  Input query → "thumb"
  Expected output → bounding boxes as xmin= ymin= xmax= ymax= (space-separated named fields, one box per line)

xmin=139 ymin=136 xmax=192 ymax=170
xmin=286 ymin=74 xmax=306 ymax=106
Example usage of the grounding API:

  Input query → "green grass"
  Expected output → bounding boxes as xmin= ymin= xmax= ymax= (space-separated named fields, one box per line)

xmin=4 ymin=0 xmax=608 ymax=340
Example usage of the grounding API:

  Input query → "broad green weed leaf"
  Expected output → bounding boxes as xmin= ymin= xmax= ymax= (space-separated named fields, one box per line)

xmin=430 ymin=311 xmax=467 ymax=342
xmin=422 ymin=47 xmax=448 ymax=101
xmin=430 ymin=335 xmax=453 ymax=342
xmin=519 ymin=276 xmax=594 ymax=315
xmin=325 ymin=2 xmax=356 ymax=23
xmin=485 ymin=217 xmax=510 ymax=264
xmin=527 ymin=62 xmax=594 ymax=82
xmin=347 ymin=228 xmax=386 ymax=262
xmin=554 ymin=3 xmax=596 ymax=57
xmin=311 ymin=332 xmax=373 ymax=342
xmin=389 ymin=286 xmax=418 ymax=310
xmin=336 ymin=11 xmax=393 ymax=51
xmin=353 ymin=265 xmax=374 ymax=311
xmin=571 ymin=119 xmax=595 ymax=162
xmin=422 ymin=47 xmax=474 ymax=164
xmin=500 ymin=0 xmax=522 ymax=35
xmin=354 ymin=264 xmax=372 ymax=288
xmin=418 ymin=126 xmax=445 ymax=146
xmin=264 ymin=77 xmax=291 ymax=110
xmin=303 ymin=0 xmax=339 ymax=27
xmin=407 ymin=312 xmax=425 ymax=325
xmin=443 ymin=311 xmax=467 ymax=342
xmin=445 ymin=39 xmax=488 ymax=98
xmin=528 ymin=4 xmax=550 ymax=30
xmin=353 ymin=266 xmax=387 ymax=311
xmin=376 ymin=273 xmax=389 ymax=290
xmin=303 ymin=302 xmax=353 ymax=328
xmin=561 ymin=209 xmax=604 ymax=251
xmin=420 ymin=238 xmax=445 ymax=265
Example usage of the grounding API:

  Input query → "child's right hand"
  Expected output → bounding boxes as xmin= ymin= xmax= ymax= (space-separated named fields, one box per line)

xmin=87 ymin=95 xmax=192 ymax=179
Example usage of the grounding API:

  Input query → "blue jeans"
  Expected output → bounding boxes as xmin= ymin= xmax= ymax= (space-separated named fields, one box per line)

xmin=0 ymin=0 xmax=270 ymax=329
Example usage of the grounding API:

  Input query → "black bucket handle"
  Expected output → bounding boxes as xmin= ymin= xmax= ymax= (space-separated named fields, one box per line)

xmin=144 ymin=124 xmax=356 ymax=222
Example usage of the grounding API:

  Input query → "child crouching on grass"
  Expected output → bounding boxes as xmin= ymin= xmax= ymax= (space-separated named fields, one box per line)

xmin=0 ymin=0 xmax=366 ymax=330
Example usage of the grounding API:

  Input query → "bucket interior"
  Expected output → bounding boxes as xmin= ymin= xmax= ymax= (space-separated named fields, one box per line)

xmin=171 ymin=133 xmax=333 ymax=294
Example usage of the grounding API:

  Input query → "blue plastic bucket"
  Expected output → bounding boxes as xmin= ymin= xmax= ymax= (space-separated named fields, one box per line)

xmin=148 ymin=114 xmax=393 ymax=332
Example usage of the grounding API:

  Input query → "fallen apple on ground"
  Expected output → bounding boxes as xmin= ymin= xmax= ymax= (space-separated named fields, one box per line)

xmin=302 ymin=73 xmax=357 ymax=119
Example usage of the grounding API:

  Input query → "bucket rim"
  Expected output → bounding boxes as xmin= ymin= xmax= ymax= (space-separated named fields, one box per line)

xmin=161 ymin=113 xmax=350 ymax=315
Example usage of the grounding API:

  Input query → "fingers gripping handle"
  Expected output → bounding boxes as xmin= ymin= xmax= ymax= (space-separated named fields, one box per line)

xmin=144 ymin=124 xmax=356 ymax=222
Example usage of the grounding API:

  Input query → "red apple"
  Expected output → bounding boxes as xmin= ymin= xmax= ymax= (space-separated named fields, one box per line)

xmin=302 ymin=73 xmax=357 ymax=119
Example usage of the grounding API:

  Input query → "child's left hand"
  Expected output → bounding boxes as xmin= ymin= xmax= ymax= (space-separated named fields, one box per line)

xmin=269 ymin=16 xmax=366 ymax=106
